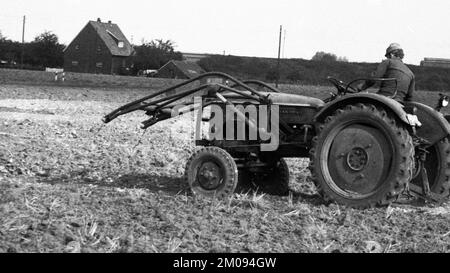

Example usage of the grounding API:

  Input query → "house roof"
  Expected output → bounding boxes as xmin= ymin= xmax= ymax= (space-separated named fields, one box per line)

xmin=88 ymin=20 xmax=134 ymax=57
xmin=64 ymin=19 xmax=134 ymax=57
xmin=160 ymin=60 xmax=205 ymax=78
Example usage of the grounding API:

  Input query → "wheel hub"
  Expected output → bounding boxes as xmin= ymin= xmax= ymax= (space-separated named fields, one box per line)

xmin=197 ymin=162 xmax=222 ymax=190
xmin=346 ymin=147 xmax=369 ymax=171
xmin=325 ymin=124 xmax=392 ymax=198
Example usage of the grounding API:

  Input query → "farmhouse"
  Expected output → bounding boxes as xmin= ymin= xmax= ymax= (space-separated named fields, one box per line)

xmin=420 ymin=58 xmax=450 ymax=69
xmin=156 ymin=60 xmax=205 ymax=79
xmin=63 ymin=18 xmax=134 ymax=74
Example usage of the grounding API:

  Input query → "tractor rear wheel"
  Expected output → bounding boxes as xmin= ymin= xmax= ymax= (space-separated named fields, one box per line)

xmin=185 ymin=147 xmax=238 ymax=199
xmin=412 ymin=137 xmax=450 ymax=200
xmin=309 ymin=103 xmax=414 ymax=208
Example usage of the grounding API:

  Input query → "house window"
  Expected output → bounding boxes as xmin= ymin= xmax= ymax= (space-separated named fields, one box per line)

xmin=118 ymin=41 xmax=124 ymax=48
xmin=96 ymin=62 xmax=103 ymax=68
xmin=72 ymin=61 xmax=79 ymax=66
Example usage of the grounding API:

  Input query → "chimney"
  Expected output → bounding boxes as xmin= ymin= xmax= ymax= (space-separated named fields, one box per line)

xmin=108 ymin=20 xmax=112 ymax=24
xmin=97 ymin=18 xmax=101 ymax=22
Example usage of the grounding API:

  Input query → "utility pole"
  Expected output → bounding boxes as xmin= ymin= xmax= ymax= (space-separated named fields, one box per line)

xmin=276 ymin=25 xmax=282 ymax=88
xmin=21 ymin=15 xmax=26 ymax=69
xmin=282 ymin=29 xmax=286 ymax=59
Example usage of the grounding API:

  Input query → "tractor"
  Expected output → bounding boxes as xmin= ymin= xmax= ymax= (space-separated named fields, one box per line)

xmin=102 ymin=72 xmax=450 ymax=208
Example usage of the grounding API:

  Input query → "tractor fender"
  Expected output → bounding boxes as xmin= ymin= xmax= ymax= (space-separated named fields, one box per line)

xmin=445 ymin=115 xmax=450 ymax=124
xmin=404 ymin=101 xmax=450 ymax=145
xmin=314 ymin=93 xmax=411 ymax=125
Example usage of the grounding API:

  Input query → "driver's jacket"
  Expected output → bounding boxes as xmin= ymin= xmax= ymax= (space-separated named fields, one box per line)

xmin=368 ymin=58 xmax=415 ymax=102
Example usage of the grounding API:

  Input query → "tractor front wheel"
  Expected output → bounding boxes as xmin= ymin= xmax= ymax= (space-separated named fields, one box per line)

xmin=185 ymin=147 xmax=238 ymax=199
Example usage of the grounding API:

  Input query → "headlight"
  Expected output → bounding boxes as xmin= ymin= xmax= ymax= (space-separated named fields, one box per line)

xmin=439 ymin=94 xmax=449 ymax=108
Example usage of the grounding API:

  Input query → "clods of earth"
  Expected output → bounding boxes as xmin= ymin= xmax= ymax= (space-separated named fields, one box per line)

xmin=0 ymin=85 xmax=449 ymax=253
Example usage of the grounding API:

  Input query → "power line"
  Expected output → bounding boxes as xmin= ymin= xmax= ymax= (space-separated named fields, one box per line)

xmin=276 ymin=25 xmax=282 ymax=88
xmin=21 ymin=15 xmax=25 ymax=69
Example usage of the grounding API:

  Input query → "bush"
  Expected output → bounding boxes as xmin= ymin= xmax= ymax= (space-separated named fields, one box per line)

xmin=0 ymin=31 xmax=64 ymax=69
xmin=131 ymin=39 xmax=183 ymax=75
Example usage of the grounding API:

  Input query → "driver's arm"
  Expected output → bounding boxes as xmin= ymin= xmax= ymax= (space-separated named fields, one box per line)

xmin=405 ymin=76 xmax=415 ymax=102
xmin=358 ymin=59 xmax=390 ymax=91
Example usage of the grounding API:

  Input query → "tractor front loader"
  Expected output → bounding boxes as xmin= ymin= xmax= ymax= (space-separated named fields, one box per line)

xmin=103 ymin=72 xmax=450 ymax=208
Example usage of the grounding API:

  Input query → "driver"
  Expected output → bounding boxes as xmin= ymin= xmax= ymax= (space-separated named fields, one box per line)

xmin=357 ymin=43 xmax=415 ymax=102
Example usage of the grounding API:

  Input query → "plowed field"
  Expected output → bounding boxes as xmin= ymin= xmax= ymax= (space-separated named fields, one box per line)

xmin=1 ymin=82 xmax=449 ymax=253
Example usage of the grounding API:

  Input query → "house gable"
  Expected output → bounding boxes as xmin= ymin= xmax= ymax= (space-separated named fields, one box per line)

xmin=64 ymin=19 xmax=134 ymax=74
xmin=88 ymin=20 xmax=134 ymax=57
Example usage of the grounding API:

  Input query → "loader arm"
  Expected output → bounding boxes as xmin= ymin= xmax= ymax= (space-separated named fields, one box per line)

xmin=102 ymin=72 xmax=273 ymax=130
xmin=230 ymin=80 xmax=280 ymax=93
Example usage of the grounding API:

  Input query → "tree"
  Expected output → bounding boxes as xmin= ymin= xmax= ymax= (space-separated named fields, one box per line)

xmin=29 ymin=31 xmax=65 ymax=67
xmin=311 ymin=51 xmax=348 ymax=63
xmin=311 ymin=51 xmax=338 ymax=62
xmin=33 ymin=31 xmax=59 ymax=44
xmin=0 ymin=31 xmax=19 ymax=63
xmin=132 ymin=39 xmax=183 ymax=74
xmin=337 ymin=56 xmax=349 ymax=62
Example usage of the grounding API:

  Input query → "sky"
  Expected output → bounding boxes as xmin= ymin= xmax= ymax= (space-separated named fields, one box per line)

xmin=0 ymin=0 xmax=449 ymax=65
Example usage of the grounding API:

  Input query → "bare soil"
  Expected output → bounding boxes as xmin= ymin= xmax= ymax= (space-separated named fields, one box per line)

xmin=1 ymin=84 xmax=450 ymax=253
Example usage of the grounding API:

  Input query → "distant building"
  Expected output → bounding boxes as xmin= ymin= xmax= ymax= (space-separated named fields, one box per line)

xmin=63 ymin=18 xmax=134 ymax=74
xmin=182 ymin=52 xmax=211 ymax=63
xmin=156 ymin=60 xmax=205 ymax=79
xmin=420 ymin=58 xmax=450 ymax=69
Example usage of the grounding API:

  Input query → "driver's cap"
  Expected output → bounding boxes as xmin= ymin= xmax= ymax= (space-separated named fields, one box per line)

xmin=385 ymin=43 xmax=402 ymax=57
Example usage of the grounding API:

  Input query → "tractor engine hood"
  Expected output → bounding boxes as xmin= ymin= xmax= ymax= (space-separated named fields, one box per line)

xmin=264 ymin=92 xmax=325 ymax=108
xmin=223 ymin=91 xmax=325 ymax=108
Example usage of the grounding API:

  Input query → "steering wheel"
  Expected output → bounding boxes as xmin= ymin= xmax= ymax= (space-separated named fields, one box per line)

xmin=327 ymin=77 xmax=359 ymax=94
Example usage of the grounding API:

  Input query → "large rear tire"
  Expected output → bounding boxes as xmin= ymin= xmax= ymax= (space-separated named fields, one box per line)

xmin=309 ymin=103 xmax=414 ymax=208
xmin=412 ymin=137 xmax=450 ymax=200
xmin=185 ymin=147 xmax=238 ymax=199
